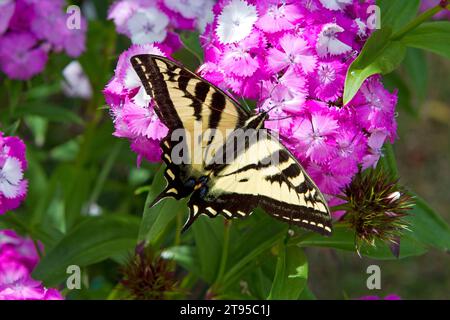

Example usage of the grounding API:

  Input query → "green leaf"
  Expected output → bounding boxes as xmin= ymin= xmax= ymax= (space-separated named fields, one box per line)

xmin=13 ymin=103 xmax=84 ymax=125
xmin=268 ymin=245 xmax=308 ymax=300
xmin=138 ymin=165 xmax=187 ymax=246
xmin=343 ymin=28 xmax=407 ymax=104
xmin=378 ymin=0 xmax=420 ymax=31
xmin=380 ymin=142 xmax=399 ymax=178
xmin=192 ymin=217 xmax=224 ymax=284
xmin=407 ymin=196 xmax=450 ymax=251
xmin=222 ymin=215 xmax=287 ymax=289
xmin=401 ymin=21 xmax=450 ymax=58
xmin=402 ymin=48 xmax=428 ymax=103
xmin=32 ymin=215 xmax=140 ymax=287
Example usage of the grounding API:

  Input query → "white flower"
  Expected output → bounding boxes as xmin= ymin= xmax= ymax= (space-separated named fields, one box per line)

xmin=62 ymin=61 xmax=92 ymax=99
xmin=319 ymin=0 xmax=352 ymax=11
xmin=216 ymin=0 xmax=258 ymax=44
xmin=164 ymin=0 xmax=206 ymax=19
xmin=127 ymin=8 xmax=169 ymax=45
xmin=196 ymin=0 xmax=215 ymax=33
xmin=0 ymin=157 xmax=23 ymax=199
xmin=316 ymin=23 xmax=352 ymax=58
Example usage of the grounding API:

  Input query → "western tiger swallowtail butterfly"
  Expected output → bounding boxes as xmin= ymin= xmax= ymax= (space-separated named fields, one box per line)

xmin=131 ymin=55 xmax=332 ymax=236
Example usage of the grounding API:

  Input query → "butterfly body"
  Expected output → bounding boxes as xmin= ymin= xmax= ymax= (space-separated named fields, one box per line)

xmin=131 ymin=54 xmax=333 ymax=236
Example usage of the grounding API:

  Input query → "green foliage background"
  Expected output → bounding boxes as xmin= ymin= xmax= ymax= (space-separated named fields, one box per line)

xmin=0 ymin=0 xmax=449 ymax=299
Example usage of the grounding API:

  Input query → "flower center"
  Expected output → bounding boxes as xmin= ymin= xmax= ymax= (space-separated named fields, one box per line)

xmin=143 ymin=22 xmax=154 ymax=34
xmin=318 ymin=64 xmax=336 ymax=84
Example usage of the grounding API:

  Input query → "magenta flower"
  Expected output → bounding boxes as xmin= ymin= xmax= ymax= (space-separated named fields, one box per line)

xmin=292 ymin=112 xmax=339 ymax=164
xmin=104 ymin=44 xmax=169 ymax=166
xmin=0 ymin=32 xmax=48 ymax=80
xmin=0 ymin=0 xmax=15 ymax=35
xmin=108 ymin=0 xmax=214 ymax=52
xmin=0 ymin=0 xmax=87 ymax=80
xmin=0 ymin=132 xmax=28 ymax=215
xmin=0 ymin=230 xmax=64 ymax=300
xmin=256 ymin=0 xmax=302 ymax=33
xmin=268 ymin=33 xmax=317 ymax=74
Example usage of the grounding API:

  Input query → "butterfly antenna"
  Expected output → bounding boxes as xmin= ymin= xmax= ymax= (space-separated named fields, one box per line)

xmin=265 ymin=114 xmax=295 ymax=122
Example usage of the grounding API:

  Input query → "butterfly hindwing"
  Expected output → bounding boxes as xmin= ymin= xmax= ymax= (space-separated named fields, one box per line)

xmin=186 ymin=132 xmax=332 ymax=235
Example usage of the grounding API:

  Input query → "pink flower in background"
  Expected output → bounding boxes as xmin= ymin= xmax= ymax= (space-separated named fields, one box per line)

xmin=0 ymin=230 xmax=64 ymax=300
xmin=104 ymin=44 xmax=169 ymax=165
xmin=108 ymin=0 xmax=215 ymax=52
xmin=0 ymin=32 xmax=48 ymax=80
xmin=199 ymin=0 xmax=397 ymax=208
xmin=0 ymin=133 xmax=28 ymax=215
xmin=0 ymin=0 xmax=87 ymax=80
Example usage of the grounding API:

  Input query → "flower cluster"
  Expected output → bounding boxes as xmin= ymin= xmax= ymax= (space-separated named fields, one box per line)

xmin=108 ymin=0 xmax=215 ymax=53
xmin=0 ymin=132 xmax=28 ymax=215
xmin=103 ymin=44 xmax=169 ymax=165
xmin=199 ymin=0 xmax=398 ymax=203
xmin=120 ymin=243 xmax=179 ymax=300
xmin=0 ymin=0 xmax=87 ymax=80
xmin=0 ymin=230 xmax=63 ymax=300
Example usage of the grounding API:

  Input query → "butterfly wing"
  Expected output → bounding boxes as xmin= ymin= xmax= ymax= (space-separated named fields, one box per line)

xmin=186 ymin=131 xmax=332 ymax=236
xmin=131 ymin=54 xmax=250 ymax=204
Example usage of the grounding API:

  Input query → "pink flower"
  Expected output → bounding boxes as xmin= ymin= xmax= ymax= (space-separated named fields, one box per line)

xmin=0 ymin=0 xmax=86 ymax=80
xmin=0 ymin=32 xmax=48 ymax=80
xmin=268 ymin=33 xmax=317 ymax=74
xmin=0 ymin=133 xmax=28 ymax=215
xmin=0 ymin=229 xmax=64 ymax=300
xmin=292 ymin=111 xmax=339 ymax=164
xmin=104 ymin=44 xmax=169 ymax=165
xmin=309 ymin=61 xmax=346 ymax=102
xmin=0 ymin=0 xmax=15 ymax=35
xmin=256 ymin=1 xmax=302 ymax=33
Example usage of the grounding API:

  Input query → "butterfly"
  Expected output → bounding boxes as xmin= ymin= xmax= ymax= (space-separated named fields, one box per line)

xmin=131 ymin=54 xmax=332 ymax=236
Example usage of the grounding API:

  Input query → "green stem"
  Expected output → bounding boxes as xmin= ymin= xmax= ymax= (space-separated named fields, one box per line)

xmin=391 ymin=4 xmax=446 ymax=40
xmin=86 ymin=141 xmax=122 ymax=211
xmin=215 ymin=220 xmax=232 ymax=286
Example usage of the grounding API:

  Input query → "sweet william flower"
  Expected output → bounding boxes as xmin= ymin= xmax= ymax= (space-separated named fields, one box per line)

xmin=0 ymin=133 xmax=28 ymax=215
xmin=104 ymin=44 xmax=169 ymax=165
xmin=0 ymin=32 xmax=48 ymax=80
xmin=316 ymin=23 xmax=352 ymax=57
xmin=216 ymin=0 xmax=258 ymax=44
xmin=0 ymin=0 xmax=15 ymax=35
xmin=127 ymin=8 xmax=170 ymax=45
xmin=268 ymin=33 xmax=317 ymax=74
xmin=256 ymin=0 xmax=302 ymax=33
xmin=62 ymin=61 xmax=93 ymax=100
xmin=0 ymin=229 xmax=64 ymax=300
